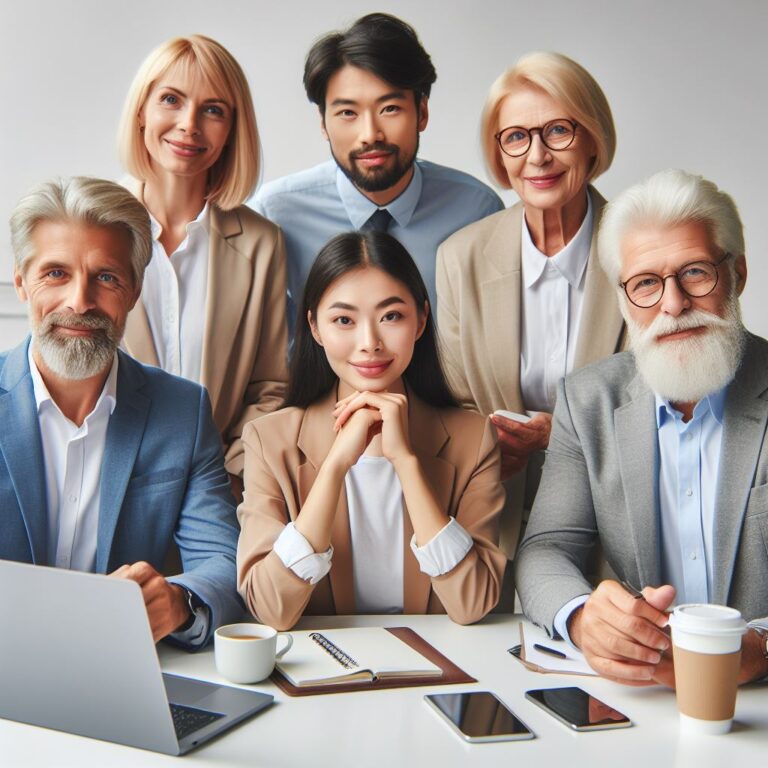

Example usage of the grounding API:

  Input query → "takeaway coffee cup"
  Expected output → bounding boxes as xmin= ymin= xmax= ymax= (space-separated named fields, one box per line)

xmin=668 ymin=604 xmax=747 ymax=735
xmin=214 ymin=623 xmax=293 ymax=684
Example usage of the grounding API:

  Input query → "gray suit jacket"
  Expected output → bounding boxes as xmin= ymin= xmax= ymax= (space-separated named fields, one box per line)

xmin=516 ymin=333 xmax=768 ymax=636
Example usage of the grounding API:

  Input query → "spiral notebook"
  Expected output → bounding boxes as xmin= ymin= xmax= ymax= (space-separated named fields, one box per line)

xmin=274 ymin=627 xmax=444 ymax=688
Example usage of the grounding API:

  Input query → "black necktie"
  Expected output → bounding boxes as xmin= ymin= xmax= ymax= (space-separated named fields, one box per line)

xmin=363 ymin=208 xmax=393 ymax=233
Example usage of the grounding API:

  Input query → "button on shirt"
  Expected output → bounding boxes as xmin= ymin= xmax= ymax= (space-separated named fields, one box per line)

xmin=252 ymin=159 xmax=504 ymax=339
xmin=656 ymin=389 xmax=725 ymax=604
xmin=141 ymin=205 xmax=209 ymax=383
xmin=519 ymin=195 xmax=593 ymax=412
xmin=29 ymin=348 xmax=117 ymax=572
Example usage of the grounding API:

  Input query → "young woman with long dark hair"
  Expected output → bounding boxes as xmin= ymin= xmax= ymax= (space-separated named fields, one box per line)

xmin=237 ymin=231 xmax=505 ymax=630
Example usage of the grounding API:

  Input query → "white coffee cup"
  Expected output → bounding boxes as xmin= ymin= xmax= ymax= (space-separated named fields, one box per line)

xmin=214 ymin=623 xmax=293 ymax=684
xmin=668 ymin=604 xmax=747 ymax=735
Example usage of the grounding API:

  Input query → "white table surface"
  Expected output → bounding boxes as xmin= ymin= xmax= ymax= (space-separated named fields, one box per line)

xmin=3 ymin=613 xmax=766 ymax=767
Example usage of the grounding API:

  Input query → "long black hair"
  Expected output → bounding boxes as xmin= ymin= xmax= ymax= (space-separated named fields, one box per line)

xmin=284 ymin=231 xmax=457 ymax=409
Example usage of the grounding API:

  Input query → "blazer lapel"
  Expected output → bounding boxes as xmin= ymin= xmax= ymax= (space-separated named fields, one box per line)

xmin=119 ymin=180 xmax=160 ymax=366
xmin=574 ymin=189 xmax=625 ymax=368
xmin=403 ymin=396 xmax=455 ymax=613
xmin=0 ymin=340 xmax=49 ymax=564
xmin=712 ymin=335 xmax=768 ymax=604
xmin=123 ymin=299 xmax=160 ymax=366
xmin=200 ymin=208 xmax=251 ymax=419
xmin=614 ymin=372 xmax=662 ymax=587
xmin=479 ymin=204 xmax=525 ymax=412
xmin=296 ymin=390 xmax=355 ymax=614
xmin=96 ymin=353 xmax=150 ymax=573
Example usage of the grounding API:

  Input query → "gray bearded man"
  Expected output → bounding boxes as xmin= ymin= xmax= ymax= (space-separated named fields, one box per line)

xmin=516 ymin=169 xmax=768 ymax=686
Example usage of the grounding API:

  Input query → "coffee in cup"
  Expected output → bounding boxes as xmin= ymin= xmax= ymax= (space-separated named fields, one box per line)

xmin=668 ymin=604 xmax=747 ymax=735
xmin=214 ymin=623 xmax=293 ymax=684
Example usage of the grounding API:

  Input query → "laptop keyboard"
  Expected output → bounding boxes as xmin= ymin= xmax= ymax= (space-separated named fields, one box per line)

xmin=170 ymin=703 xmax=225 ymax=739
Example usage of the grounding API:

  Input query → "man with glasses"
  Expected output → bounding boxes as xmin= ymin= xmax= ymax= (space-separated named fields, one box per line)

xmin=252 ymin=13 xmax=502 ymax=339
xmin=516 ymin=169 xmax=768 ymax=687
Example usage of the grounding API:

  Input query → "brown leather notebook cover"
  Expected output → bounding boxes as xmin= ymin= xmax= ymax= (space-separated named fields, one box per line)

xmin=270 ymin=626 xmax=476 ymax=697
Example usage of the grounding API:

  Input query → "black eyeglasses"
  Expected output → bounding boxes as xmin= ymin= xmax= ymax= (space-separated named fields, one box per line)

xmin=620 ymin=253 xmax=732 ymax=308
xmin=495 ymin=118 xmax=578 ymax=158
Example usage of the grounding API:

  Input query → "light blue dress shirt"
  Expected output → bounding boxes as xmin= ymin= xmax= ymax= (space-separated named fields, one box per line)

xmin=554 ymin=386 xmax=727 ymax=643
xmin=656 ymin=388 xmax=726 ymax=604
xmin=251 ymin=159 xmax=503 ymax=338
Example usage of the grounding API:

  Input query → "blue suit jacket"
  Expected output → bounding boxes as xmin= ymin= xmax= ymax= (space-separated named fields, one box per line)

xmin=0 ymin=339 xmax=242 ymax=647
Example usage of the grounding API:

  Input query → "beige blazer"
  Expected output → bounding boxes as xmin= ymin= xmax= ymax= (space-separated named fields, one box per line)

xmin=236 ymin=389 xmax=507 ymax=631
xmin=123 ymin=182 xmax=289 ymax=476
xmin=436 ymin=187 xmax=624 ymax=555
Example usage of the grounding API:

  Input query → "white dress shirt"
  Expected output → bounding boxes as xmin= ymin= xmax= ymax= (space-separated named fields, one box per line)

xmin=273 ymin=455 xmax=474 ymax=610
xmin=29 ymin=347 xmax=117 ymax=572
xmin=141 ymin=205 xmax=209 ymax=383
xmin=519 ymin=195 xmax=593 ymax=412
xmin=30 ymin=348 xmax=209 ymax=644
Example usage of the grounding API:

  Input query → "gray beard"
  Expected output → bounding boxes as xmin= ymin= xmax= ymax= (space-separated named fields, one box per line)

xmin=625 ymin=300 xmax=746 ymax=404
xmin=32 ymin=311 xmax=120 ymax=380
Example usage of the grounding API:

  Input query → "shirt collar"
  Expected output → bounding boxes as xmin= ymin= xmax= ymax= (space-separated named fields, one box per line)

xmin=655 ymin=385 xmax=727 ymax=429
xmin=336 ymin=161 xmax=423 ymax=230
xmin=28 ymin=344 xmax=118 ymax=419
xmin=149 ymin=203 xmax=210 ymax=243
xmin=522 ymin=191 xmax=593 ymax=289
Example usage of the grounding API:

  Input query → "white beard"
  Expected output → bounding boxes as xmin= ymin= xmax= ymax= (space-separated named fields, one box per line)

xmin=625 ymin=300 xmax=746 ymax=404
xmin=32 ymin=311 xmax=120 ymax=381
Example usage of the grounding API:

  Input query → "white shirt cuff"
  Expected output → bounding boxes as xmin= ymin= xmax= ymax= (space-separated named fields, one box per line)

xmin=554 ymin=594 xmax=590 ymax=646
xmin=409 ymin=517 xmax=473 ymax=577
xmin=273 ymin=521 xmax=333 ymax=585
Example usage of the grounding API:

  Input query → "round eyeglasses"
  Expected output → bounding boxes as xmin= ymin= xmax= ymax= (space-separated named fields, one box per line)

xmin=620 ymin=253 xmax=732 ymax=308
xmin=495 ymin=118 xmax=578 ymax=158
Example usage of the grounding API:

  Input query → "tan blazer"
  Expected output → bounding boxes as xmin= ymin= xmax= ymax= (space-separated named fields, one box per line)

xmin=123 ymin=182 xmax=289 ymax=476
xmin=436 ymin=187 xmax=624 ymax=555
xmin=236 ymin=389 xmax=507 ymax=630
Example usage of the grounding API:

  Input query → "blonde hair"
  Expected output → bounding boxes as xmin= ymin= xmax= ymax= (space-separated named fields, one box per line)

xmin=118 ymin=35 xmax=259 ymax=210
xmin=481 ymin=52 xmax=616 ymax=189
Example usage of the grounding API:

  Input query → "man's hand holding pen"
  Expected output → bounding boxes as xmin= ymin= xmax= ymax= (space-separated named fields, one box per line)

xmin=568 ymin=580 xmax=676 ymax=686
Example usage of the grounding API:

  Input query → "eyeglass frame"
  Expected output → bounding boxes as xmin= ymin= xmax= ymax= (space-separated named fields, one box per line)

xmin=494 ymin=118 xmax=579 ymax=158
xmin=619 ymin=252 xmax=732 ymax=308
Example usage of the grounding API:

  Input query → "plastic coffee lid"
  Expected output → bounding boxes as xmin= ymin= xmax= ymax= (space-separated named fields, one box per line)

xmin=669 ymin=604 xmax=747 ymax=636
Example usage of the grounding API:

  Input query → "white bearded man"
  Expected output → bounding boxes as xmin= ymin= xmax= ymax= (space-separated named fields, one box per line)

xmin=515 ymin=169 xmax=768 ymax=687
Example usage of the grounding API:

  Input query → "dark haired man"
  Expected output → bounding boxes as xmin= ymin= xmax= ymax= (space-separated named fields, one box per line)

xmin=253 ymin=13 xmax=503 ymax=337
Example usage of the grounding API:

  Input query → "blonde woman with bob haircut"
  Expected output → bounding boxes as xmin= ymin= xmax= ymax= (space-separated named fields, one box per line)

xmin=118 ymin=34 xmax=288 ymax=492
xmin=436 ymin=52 xmax=624 ymax=593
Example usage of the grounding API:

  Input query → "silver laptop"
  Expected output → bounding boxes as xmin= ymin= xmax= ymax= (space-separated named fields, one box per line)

xmin=0 ymin=560 xmax=273 ymax=755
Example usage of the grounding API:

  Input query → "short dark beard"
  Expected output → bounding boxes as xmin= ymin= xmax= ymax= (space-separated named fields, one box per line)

xmin=331 ymin=134 xmax=419 ymax=194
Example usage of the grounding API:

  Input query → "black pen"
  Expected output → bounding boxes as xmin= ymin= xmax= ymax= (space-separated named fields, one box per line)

xmin=621 ymin=580 xmax=646 ymax=600
xmin=533 ymin=643 xmax=568 ymax=660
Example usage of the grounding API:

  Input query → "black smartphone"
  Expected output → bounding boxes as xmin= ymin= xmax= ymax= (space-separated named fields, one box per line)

xmin=424 ymin=691 xmax=535 ymax=743
xmin=525 ymin=687 xmax=632 ymax=731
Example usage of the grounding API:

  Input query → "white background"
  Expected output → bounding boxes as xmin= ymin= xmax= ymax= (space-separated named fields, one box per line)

xmin=1 ymin=0 xmax=766 ymax=345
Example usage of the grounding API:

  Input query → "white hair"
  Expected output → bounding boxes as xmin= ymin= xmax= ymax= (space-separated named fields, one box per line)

xmin=598 ymin=169 xmax=745 ymax=286
xmin=9 ymin=177 xmax=152 ymax=287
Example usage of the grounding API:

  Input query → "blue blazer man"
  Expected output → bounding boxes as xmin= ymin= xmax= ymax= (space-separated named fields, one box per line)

xmin=0 ymin=339 xmax=243 ymax=647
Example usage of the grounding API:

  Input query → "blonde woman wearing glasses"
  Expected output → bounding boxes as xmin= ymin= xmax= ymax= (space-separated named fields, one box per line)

xmin=436 ymin=53 xmax=624 ymax=595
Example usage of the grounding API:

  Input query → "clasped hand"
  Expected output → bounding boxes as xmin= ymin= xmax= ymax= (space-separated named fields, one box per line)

xmin=110 ymin=561 xmax=191 ymax=642
xmin=490 ymin=411 xmax=552 ymax=478
xmin=329 ymin=390 xmax=413 ymax=471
